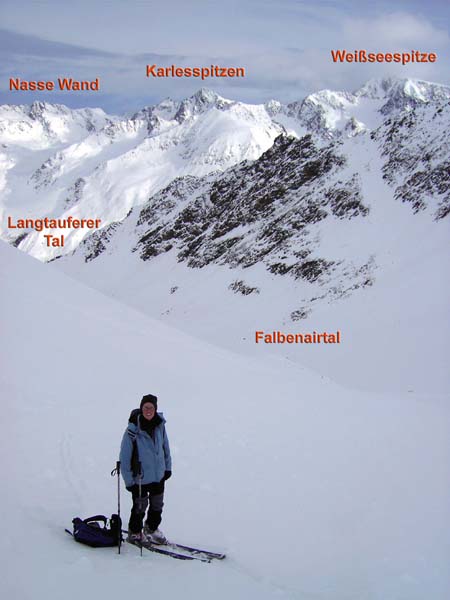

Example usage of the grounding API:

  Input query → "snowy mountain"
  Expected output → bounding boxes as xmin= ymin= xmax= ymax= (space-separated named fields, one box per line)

xmin=0 ymin=88 xmax=284 ymax=259
xmin=2 ymin=78 xmax=448 ymax=260
xmin=36 ymin=77 xmax=449 ymax=394
xmin=1 ymin=239 xmax=449 ymax=600
xmin=1 ymin=77 xmax=449 ymax=392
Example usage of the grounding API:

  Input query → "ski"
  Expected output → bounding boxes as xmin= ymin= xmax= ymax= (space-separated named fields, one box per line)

xmin=66 ymin=527 xmax=221 ymax=562
xmin=122 ymin=530 xmax=224 ymax=561
xmin=166 ymin=541 xmax=226 ymax=561
xmin=126 ymin=538 xmax=210 ymax=562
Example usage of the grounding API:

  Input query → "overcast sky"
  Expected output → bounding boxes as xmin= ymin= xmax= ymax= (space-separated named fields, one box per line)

xmin=0 ymin=0 xmax=448 ymax=113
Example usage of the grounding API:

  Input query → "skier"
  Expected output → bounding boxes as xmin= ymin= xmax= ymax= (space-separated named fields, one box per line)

xmin=120 ymin=393 xmax=172 ymax=544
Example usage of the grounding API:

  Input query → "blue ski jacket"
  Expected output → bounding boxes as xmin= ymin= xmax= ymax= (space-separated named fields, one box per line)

xmin=120 ymin=412 xmax=172 ymax=488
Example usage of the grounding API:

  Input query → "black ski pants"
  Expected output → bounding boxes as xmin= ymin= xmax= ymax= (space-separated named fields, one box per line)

xmin=128 ymin=481 xmax=165 ymax=534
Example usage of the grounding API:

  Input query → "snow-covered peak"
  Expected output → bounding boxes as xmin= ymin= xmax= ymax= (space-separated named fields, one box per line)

xmin=279 ymin=78 xmax=450 ymax=135
xmin=304 ymin=88 xmax=356 ymax=110
xmin=283 ymin=88 xmax=358 ymax=135
xmin=23 ymin=101 xmax=108 ymax=128
xmin=193 ymin=87 xmax=221 ymax=104
xmin=356 ymin=77 xmax=450 ymax=112
xmin=355 ymin=77 xmax=398 ymax=100
xmin=264 ymin=100 xmax=283 ymax=117
xmin=132 ymin=97 xmax=181 ymax=123
xmin=0 ymin=101 xmax=109 ymax=148
xmin=153 ymin=97 xmax=180 ymax=119
xmin=131 ymin=89 xmax=232 ymax=128
xmin=174 ymin=88 xmax=232 ymax=122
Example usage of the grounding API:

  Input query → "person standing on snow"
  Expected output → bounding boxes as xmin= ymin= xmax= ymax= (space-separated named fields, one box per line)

xmin=120 ymin=393 xmax=172 ymax=544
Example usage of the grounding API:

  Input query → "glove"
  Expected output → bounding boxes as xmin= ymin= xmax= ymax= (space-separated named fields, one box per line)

xmin=163 ymin=470 xmax=172 ymax=481
xmin=126 ymin=485 xmax=138 ymax=493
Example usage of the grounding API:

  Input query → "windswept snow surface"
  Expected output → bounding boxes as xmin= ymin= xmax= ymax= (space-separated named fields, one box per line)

xmin=1 ymin=241 xmax=449 ymax=600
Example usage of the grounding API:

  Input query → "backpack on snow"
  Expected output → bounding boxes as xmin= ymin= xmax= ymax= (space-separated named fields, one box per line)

xmin=71 ymin=514 xmax=122 ymax=548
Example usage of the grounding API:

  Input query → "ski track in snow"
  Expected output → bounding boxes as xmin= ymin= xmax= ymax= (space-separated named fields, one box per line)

xmin=60 ymin=432 xmax=85 ymax=507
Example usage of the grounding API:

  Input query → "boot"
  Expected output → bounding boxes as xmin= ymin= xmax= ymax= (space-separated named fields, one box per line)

xmin=143 ymin=526 xmax=167 ymax=545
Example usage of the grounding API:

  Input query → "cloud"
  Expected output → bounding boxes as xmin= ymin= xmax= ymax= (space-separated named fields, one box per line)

xmin=0 ymin=6 xmax=449 ymax=113
xmin=0 ymin=28 xmax=113 ymax=59
xmin=341 ymin=12 xmax=449 ymax=49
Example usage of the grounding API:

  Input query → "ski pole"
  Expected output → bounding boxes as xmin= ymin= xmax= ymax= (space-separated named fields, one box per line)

xmin=116 ymin=461 xmax=121 ymax=554
xmin=138 ymin=461 xmax=143 ymax=557
xmin=111 ymin=461 xmax=122 ymax=555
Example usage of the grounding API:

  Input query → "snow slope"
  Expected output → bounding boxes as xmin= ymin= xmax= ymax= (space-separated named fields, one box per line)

xmin=1 ymin=240 xmax=449 ymax=599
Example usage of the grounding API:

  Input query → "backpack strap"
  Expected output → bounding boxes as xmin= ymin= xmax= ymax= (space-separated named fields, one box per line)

xmin=83 ymin=515 xmax=108 ymax=526
xmin=128 ymin=408 xmax=140 ymax=425
xmin=126 ymin=409 xmax=141 ymax=477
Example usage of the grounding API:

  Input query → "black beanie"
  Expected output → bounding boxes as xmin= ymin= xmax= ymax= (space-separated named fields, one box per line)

xmin=140 ymin=394 xmax=158 ymax=410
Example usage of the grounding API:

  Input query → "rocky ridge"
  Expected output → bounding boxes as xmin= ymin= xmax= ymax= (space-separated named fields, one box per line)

xmin=59 ymin=77 xmax=450 ymax=326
